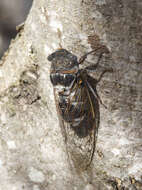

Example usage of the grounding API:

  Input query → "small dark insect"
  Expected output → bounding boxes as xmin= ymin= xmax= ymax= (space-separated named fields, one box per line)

xmin=48 ymin=48 xmax=110 ymax=170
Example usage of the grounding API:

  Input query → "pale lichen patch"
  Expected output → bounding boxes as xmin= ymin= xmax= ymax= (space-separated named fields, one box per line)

xmin=48 ymin=11 xmax=63 ymax=32
xmin=28 ymin=167 xmax=45 ymax=183
xmin=95 ymin=0 xmax=106 ymax=5
xmin=7 ymin=141 xmax=16 ymax=149
xmin=33 ymin=185 xmax=40 ymax=190
xmin=111 ymin=148 xmax=120 ymax=156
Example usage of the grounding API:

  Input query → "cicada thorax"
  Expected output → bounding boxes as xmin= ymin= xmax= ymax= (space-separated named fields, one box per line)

xmin=48 ymin=49 xmax=100 ymax=170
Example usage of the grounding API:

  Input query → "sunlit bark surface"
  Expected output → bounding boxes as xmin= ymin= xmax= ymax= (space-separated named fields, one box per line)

xmin=0 ymin=0 xmax=142 ymax=189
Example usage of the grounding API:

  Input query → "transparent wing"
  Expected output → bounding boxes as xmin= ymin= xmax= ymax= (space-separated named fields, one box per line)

xmin=55 ymin=72 xmax=100 ymax=171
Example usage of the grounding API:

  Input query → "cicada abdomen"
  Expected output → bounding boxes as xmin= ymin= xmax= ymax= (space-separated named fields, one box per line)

xmin=48 ymin=49 xmax=100 ymax=170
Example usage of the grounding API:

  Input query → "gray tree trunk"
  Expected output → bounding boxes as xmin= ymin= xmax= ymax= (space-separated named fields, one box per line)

xmin=0 ymin=0 xmax=142 ymax=189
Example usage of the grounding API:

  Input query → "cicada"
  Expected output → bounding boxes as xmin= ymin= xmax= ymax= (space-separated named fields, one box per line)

xmin=48 ymin=48 xmax=108 ymax=170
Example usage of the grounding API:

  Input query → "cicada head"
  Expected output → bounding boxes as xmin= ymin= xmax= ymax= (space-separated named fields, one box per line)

xmin=48 ymin=49 xmax=79 ymax=72
xmin=48 ymin=49 xmax=79 ymax=87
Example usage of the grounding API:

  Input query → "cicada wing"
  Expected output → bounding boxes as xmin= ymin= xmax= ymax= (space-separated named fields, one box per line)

xmin=61 ymin=75 xmax=100 ymax=171
xmin=64 ymin=120 xmax=96 ymax=171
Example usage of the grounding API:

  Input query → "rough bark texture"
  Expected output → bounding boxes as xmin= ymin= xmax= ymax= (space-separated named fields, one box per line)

xmin=0 ymin=0 xmax=142 ymax=189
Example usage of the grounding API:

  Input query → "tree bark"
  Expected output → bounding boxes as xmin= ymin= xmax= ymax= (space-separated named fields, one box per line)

xmin=0 ymin=0 xmax=142 ymax=189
